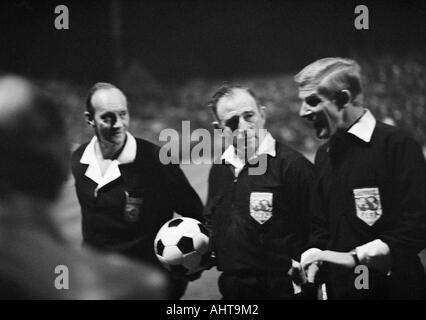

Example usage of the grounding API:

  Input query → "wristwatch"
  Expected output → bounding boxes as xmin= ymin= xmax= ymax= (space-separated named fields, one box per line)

xmin=350 ymin=248 xmax=360 ymax=266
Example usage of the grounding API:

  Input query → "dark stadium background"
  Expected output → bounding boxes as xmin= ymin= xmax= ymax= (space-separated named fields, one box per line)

xmin=1 ymin=0 xmax=425 ymax=299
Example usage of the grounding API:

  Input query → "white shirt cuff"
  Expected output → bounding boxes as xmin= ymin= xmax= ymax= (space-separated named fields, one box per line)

xmin=301 ymin=248 xmax=322 ymax=265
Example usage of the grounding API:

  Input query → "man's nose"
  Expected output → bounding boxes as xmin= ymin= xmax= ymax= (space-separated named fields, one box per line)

xmin=299 ymin=103 xmax=313 ymax=119
xmin=238 ymin=116 xmax=250 ymax=131
xmin=112 ymin=115 xmax=123 ymax=128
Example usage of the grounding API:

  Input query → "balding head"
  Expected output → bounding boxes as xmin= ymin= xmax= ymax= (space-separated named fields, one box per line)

xmin=0 ymin=75 xmax=69 ymax=201
xmin=0 ymin=76 xmax=33 ymax=123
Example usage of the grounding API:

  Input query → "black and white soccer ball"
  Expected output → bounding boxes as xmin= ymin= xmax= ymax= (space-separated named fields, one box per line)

xmin=154 ymin=217 xmax=210 ymax=275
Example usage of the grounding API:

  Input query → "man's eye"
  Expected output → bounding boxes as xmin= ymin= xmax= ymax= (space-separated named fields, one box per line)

xmin=305 ymin=96 xmax=322 ymax=107
xmin=101 ymin=114 xmax=115 ymax=124
xmin=244 ymin=113 xmax=254 ymax=121
xmin=225 ymin=116 xmax=239 ymax=131
xmin=119 ymin=111 xmax=127 ymax=117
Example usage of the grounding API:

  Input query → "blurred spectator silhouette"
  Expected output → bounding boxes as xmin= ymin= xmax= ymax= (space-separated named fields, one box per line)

xmin=0 ymin=75 xmax=168 ymax=299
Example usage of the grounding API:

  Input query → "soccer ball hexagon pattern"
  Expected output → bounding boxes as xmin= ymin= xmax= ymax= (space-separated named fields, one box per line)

xmin=154 ymin=217 xmax=210 ymax=275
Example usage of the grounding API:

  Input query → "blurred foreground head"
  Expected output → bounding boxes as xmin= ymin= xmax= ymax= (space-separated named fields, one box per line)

xmin=0 ymin=75 xmax=69 ymax=202
xmin=0 ymin=76 xmax=168 ymax=300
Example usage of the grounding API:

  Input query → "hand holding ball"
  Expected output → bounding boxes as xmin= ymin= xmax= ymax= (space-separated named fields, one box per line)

xmin=154 ymin=217 xmax=211 ymax=276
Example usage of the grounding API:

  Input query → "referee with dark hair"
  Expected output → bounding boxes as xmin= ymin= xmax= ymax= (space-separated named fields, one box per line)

xmin=204 ymin=86 xmax=314 ymax=299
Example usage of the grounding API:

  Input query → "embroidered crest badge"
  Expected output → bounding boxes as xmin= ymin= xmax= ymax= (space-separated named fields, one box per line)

xmin=353 ymin=187 xmax=383 ymax=226
xmin=124 ymin=192 xmax=143 ymax=223
xmin=250 ymin=192 xmax=273 ymax=224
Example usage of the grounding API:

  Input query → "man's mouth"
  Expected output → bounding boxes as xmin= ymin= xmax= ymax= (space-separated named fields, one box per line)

xmin=311 ymin=112 xmax=330 ymax=139
xmin=232 ymin=130 xmax=259 ymax=159
xmin=111 ymin=130 xmax=123 ymax=137
xmin=108 ymin=130 xmax=125 ymax=143
xmin=232 ymin=131 xmax=247 ymax=149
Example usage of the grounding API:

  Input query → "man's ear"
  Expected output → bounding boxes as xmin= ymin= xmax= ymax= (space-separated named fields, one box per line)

xmin=212 ymin=121 xmax=222 ymax=130
xmin=85 ymin=111 xmax=95 ymax=127
xmin=259 ymin=105 xmax=267 ymax=120
xmin=336 ymin=90 xmax=352 ymax=110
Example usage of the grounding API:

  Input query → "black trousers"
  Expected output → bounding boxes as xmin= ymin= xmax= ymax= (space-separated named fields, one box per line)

xmin=218 ymin=272 xmax=296 ymax=300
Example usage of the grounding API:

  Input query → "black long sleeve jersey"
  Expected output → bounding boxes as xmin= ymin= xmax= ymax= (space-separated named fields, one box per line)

xmin=204 ymin=142 xmax=314 ymax=274
xmin=310 ymin=122 xmax=426 ymax=298
xmin=71 ymin=138 xmax=204 ymax=264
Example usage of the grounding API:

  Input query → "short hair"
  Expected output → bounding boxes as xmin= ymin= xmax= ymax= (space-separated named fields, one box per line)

xmin=0 ymin=76 xmax=69 ymax=200
xmin=85 ymin=82 xmax=119 ymax=116
xmin=207 ymin=85 xmax=260 ymax=120
xmin=295 ymin=57 xmax=362 ymax=102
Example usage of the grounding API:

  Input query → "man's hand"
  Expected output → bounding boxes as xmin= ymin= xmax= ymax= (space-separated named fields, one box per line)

xmin=301 ymin=248 xmax=324 ymax=284
xmin=305 ymin=262 xmax=321 ymax=284
xmin=301 ymin=248 xmax=323 ymax=269
xmin=356 ymin=239 xmax=392 ymax=274
xmin=288 ymin=259 xmax=307 ymax=286
xmin=176 ymin=252 xmax=217 ymax=282
xmin=202 ymin=251 xmax=217 ymax=270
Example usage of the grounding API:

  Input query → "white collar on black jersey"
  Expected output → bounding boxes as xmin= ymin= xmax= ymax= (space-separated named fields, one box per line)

xmin=79 ymin=132 xmax=137 ymax=190
xmin=221 ymin=132 xmax=276 ymax=176
xmin=347 ymin=109 xmax=376 ymax=143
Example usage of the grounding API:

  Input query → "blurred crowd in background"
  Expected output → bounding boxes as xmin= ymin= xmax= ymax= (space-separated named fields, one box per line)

xmin=44 ymin=54 xmax=426 ymax=158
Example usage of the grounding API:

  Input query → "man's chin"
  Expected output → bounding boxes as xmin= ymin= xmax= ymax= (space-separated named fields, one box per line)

xmin=236 ymin=148 xmax=256 ymax=161
xmin=316 ymin=127 xmax=330 ymax=139
xmin=108 ymin=135 xmax=126 ymax=146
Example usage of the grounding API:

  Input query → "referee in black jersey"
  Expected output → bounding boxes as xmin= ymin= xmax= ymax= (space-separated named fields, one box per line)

xmin=296 ymin=57 xmax=426 ymax=299
xmin=203 ymin=86 xmax=314 ymax=300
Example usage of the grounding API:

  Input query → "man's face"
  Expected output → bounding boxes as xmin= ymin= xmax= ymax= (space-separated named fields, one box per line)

xmin=298 ymin=90 xmax=342 ymax=139
xmin=216 ymin=89 xmax=265 ymax=158
xmin=90 ymin=88 xmax=129 ymax=147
